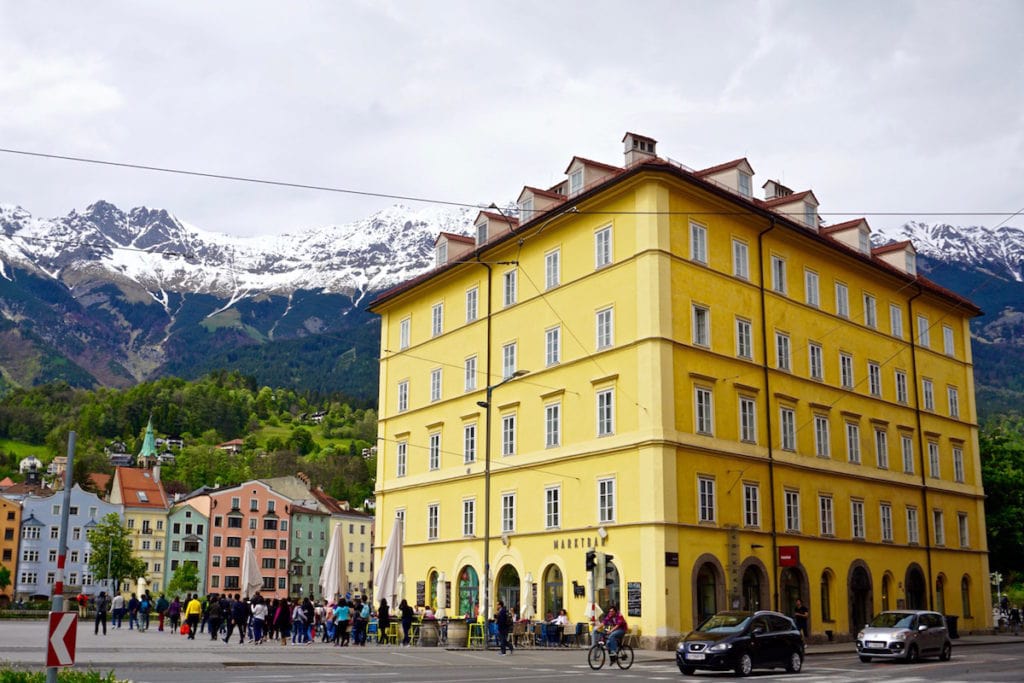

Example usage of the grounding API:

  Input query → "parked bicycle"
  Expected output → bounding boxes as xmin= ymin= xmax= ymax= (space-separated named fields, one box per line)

xmin=587 ymin=630 xmax=634 ymax=670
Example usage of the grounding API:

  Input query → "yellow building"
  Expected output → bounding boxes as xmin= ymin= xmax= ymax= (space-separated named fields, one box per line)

xmin=370 ymin=132 xmax=990 ymax=646
xmin=109 ymin=466 xmax=170 ymax=594
xmin=0 ymin=496 xmax=20 ymax=606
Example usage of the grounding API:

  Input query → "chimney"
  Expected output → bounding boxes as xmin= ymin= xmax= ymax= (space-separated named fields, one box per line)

xmin=623 ymin=132 xmax=657 ymax=166
xmin=763 ymin=179 xmax=793 ymax=200
xmin=152 ymin=464 xmax=160 ymax=484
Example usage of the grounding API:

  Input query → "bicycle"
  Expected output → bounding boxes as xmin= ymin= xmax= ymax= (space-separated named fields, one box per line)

xmin=587 ymin=630 xmax=634 ymax=670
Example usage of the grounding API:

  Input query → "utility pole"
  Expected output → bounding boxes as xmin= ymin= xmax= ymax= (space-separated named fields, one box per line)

xmin=46 ymin=431 xmax=76 ymax=683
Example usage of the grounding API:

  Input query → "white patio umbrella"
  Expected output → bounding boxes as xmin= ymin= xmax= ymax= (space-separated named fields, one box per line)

xmin=521 ymin=572 xmax=535 ymax=620
xmin=241 ymin=539 xmax=263 ymax=598
xmin=374 ymin=515 xmax=404 ymax=608
xmin=318 ymin=522 xmax=347 ymax=602
xmin=136 ymin=576 xmax=147 ymax=599
xmin=436 ymin=571 xmax=447 ymax=619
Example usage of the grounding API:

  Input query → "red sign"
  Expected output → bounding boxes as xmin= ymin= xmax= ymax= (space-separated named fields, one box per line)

xmin=778 ymin=545 xmax=800 ymax=568
xmin=46 ymin=612 xmax=77 ymax=668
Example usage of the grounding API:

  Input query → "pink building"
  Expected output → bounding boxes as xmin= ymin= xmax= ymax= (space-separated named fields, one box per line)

xmin=207 ymin=481 xmax=292 ymax=598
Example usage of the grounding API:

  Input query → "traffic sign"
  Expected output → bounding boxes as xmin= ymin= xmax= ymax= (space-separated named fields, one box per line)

xmin=46 ymin=612 xmax=77 ymax=668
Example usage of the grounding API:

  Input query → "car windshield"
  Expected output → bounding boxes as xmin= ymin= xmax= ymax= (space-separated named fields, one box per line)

xmin=870 ymin=612 xmax=916 ymax=629
xmin=697 ymin=614 xmax=751 ymax=633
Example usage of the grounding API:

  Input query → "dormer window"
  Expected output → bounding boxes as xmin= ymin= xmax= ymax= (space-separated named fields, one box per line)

xmin=137 ymin=491 xmax=149 ymax=503
xmin=858 ymin=231 xmax=870 ymax=254
xmin=518 ymin=197 xmax=534 ymax=224
xmin=905 ymin=251 xmax=917 ymax=275
xmin=435 ymin=241 xmax=448 ymax=268
xmin=569 ymin=168 xmax=584 ymax=195
xmin=738 ymin=171 xmax=752 ymax=198
xmin=476 ymin=223 xmax=488 ymax=245
xmin=804 ymin=203 xmax=816 ymax=229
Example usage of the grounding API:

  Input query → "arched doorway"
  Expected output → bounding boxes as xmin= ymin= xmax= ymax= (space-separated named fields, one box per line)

xmin=935 ymin=574 xmax=946 ymax=614
xmin=695 ymin=562 xmax=720 ymax=625
xmin=543 ymin=564 xmax=564 ymax=617
xmin=599 ymin=560 xmax=621 ymax=612
xmin=742 ymin=565 xmax=764 ymax=611
xmin=960 ymin=575 xmax=972 ymax=618
xmin=881 ymin=573 xmax=892 ymax=612
xmin=496 ymin=564 xmax=520 ymax=614
xmin=820 ymin=569 xmax=835 ymax=623
xmin=779 ymin=567 xmax=807 ymax=621
xmin=457 ymin=565 xmax=479 ymax=619
xmin=427 ymin=570 xmax=438 ymax=610
xmin=848 ymin=564 xmax=872 ymax=633
xmin=905 ymin=565 xmax=926 ymax=610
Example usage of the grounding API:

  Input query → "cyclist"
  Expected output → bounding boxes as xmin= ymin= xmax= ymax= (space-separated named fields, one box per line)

xmin=601 ymin=605 xmax=628 ymax=659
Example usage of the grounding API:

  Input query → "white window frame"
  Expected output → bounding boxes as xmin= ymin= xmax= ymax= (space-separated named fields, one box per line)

xmin=428 ymin=432 xmax=441 ymax=470
xmin=922 ymin=378 xmax=935 ymax=411
xmin=732 ymin=239 xmax=749 ymax=279
xmin=917 ymin=315 xmax=930 ymax=347
xmin=738 ymin=171 xmax=752 ymax=198
xmin=835 ymin=282 xmax=850 ymax=318
xmin=901 ymin=435 xmax=915 ymax=474
xmin=695 ymin=386 xmax=714 ymax=435
xmin=431 ymin=303 xmax=443 ymax=337
xmin=501 ymin=493 xmax=516 ymax=533
xmin=502 ymin=342 xmax=517 ymax=379
xmin=595 ymin=226 xmax=612 ymax=268
xmin=596 ymin=307 xmax=614 ymax=350
xmin=814 ymin=414 xmax=830 ymax=457
xmin=427 ymin=504 xmax=439 ymax=541
xmin=785 ymin=490 xmax=801 ymax=532
xmin=957 ymin=512 xmax=969 ymax=547
xmin=890 ymin=303 xmax=903 ymax=338
xmin=851 ymin=499 xmax=865 ymax=539
xmin=928 ymin=441 xmax=940 ymax=478
xmin=464 ymin=356 xmax=477 ymax=392
xmin=739 ymin=396 xmax=757 ymax=443
xmin=880 ymin=503 xmax=893 ymax=542
xmin=545 ymin=326 xmax=561 ymax=366
xmin=953 ymin=446 xmax=965 ymax=483
xmin=736 ymin=318 xmax=753 ymax=359
xmin=933 ymin=509 xmax=945 ymax=546
xmin=463 ymin=423 xmax=477 ymax=464
xmin=598 ymin=478 xmax=616 ymax=524
xmin=875 ymin=428 xmax=889 ymax=469
xmin=743 ymin=483 xmax=760 ymax=527
xmin=943 ymin=324 xmax=955 ymax=356
xmin=690 ymin=221 xmax=708 ymax=264
xmin=596 ymin=388 xmax=615 ymax=437
xmin=545 ymin=248 xmax=560 ymax=290
xmin=770 ymin=255 xmax=787 ymax=294
xmin=804 ymin=269 xmax=820 ymax=307
xmin=948 ymin=386 xmax=960 ymax=418
xmin=863 ymin=293 xmax=877 ymax=328
xmin=430 ymin=368 xmax=442 ymax=403
xmin=780 ymin=407 xmax=796 ymax=451
xmin=693 ymin=305 xmax=710 ymax=347
xmin=462 ymin=499 xmax=476 ymax=537
xmin=396 ymin=441 xmax=407 ymax=478
xmin=399 ymin=317 xmax=411 ymax=350
xmin=569 ymin=168 xmax=584 ymax=195
xmin=476 ymin=222 xmax=488 ymax=245
xmin=466 ymin=287 xmax=479 ymax=323
xmin=907 ymin=507 xmax=919 ymax=544
xmin=698 ymin=476 xmax=716 ymax=523
xmin=545 ymin=402 xmax=561 ymax=448
xmin=397 ymin=380 xmax=409 ymax=413
xmin=818 ymin=495 xmax=834 ymax=536
xmin=503 ymin=269 xmax=517 ymax=307
xmin=895 ymin=370 xmax=908 ymax=403
xmin=840 ymin=352 xmax=854 ymax=389
xmin=775 ymin=331 xmax=791 ymax=371
xmin=501 ymin=413 xmax=516 ymax=456
xmin=846 ymin=422 xmax=861 ymax=464
xmin=808 ymin=342 xmax=823 ymax=380
xmin=868 ymin=362 xmax=881 ymax=397
xmin=545 ymin=486 xmax=561 ymax=529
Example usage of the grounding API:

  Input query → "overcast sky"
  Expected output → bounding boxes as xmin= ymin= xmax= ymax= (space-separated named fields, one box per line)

xmin=1 ymin=0 xmax=1021 ymax=236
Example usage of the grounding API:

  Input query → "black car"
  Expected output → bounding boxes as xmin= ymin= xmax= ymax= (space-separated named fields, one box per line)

xmin=676 ymin=610 xmax=805 ymax=677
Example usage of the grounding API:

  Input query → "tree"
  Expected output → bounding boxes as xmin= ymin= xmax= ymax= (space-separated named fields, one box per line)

xmin=166 ymin=562 xmax=199 ymax=598
xmin=0 ymin=565 xmax=10 ymax=596
xmin=86 ymin=513 xmax=146 ymax=592
xmin=980 ymin=416 xmax=1024 ymax=574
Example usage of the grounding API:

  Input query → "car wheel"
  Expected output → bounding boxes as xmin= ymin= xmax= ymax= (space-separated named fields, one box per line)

xmin=785 ymin=651 xmax=803 ymax=673
xmin=939 ymin=642 xmax=952 ymax=661
xmin=734 ymin=653 xmax=753 ymax=677
xmin=679 ymin=666 xmax=695 ymax=675
xmin=905 ymin=644 xmax=919 ymax=663
xmin=859 ymin=655 xmax=872 ymax=663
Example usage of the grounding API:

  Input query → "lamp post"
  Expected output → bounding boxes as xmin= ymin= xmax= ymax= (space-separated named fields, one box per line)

xmin=477 ymin=369 xmax=529 ymax=643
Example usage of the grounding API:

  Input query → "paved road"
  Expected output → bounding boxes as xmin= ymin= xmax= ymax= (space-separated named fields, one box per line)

xmin=2 ymin=620 xmax=1023 ymax=682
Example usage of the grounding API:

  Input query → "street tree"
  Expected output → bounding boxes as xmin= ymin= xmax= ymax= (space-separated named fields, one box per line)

xmin=0 ymin=565 xmax=10 ymax=596
xmin=86 ymin=513 xmax=146 ymax=592
xmin=166 ymin=561 xmax=200 ymax=598
xmin=980 ymin=416 xmax=1024 ymax=574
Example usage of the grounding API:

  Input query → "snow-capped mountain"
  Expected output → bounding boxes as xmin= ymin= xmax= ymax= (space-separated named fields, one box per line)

xmin=873 ymin=221 xmax=1024 ymax=283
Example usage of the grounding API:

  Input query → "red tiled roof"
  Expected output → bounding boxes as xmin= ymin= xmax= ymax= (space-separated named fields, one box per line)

xmin=763 ymin=190 xmax=816 ymax=206
xmin=694 ymin=157 xmax=751 ymax=177
xmin=311 ymin=487 xmax=345 ymax=514
xmin=89 ymin=473 xmax=112 ymax=494
xmin=622 ymin=131 xmax=657 ymax=143
xmin=114 ymin=467 xmax=169 ymax=509
xmin=820 ymin=219 xmax=867 ymax=234
xmin=0 ymin=476 xmax=14 ymax=488
xmin=871 ymin=240 xmax=914 ymax=255
xmin=290 ymin=503 xmax=327 ymax=516
xmin=437 ymin=231 xmax=474 ymax=244
xmin=563 ymin=155 xmax=622 ymax=174
xmin=478 ymin=210 xmax=517 ymax=224
xmin=521 ymin=186 xmax=566 ymax=201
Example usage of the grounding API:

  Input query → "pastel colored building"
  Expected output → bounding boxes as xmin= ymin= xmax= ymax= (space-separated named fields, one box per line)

xmin=165 ymin=496 xmax=210 ymax=597
xmin=207 ymin=481 xmax=292 ymax=597
xmin=370 ymin=132 xmax=990 ymax=646
xmin=288 ymin=504 xmax=329 ymax=600
xmin=0 ymin=496 xmax=21 ymax=606
xmin=109 ymin=466 xmax=170 ymax=593
xmin=15 ymin=485 xmax=121 ymax=599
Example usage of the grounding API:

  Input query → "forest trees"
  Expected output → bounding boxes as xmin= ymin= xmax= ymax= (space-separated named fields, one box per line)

xmin=980 ymin=416 xmax=1024 ymax=575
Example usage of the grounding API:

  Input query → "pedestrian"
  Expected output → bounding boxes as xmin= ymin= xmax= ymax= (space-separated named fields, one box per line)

xmin=140 ymin=591 xmax=152 ymax=631
xmin=207 ymin=593 xmax=224 ymax=640
xmin=127 ymin=594 xmax=140 ymax=630
xmin=167 ymin=596 xmax=182 ymax=633
xmin=334 ymin=599 xmax=351 ymax=646
xmin=272 ymin=598 xmax=292 ymax=645
xmin=251 ymin=596 xmax=267 ymax=644
xmin=225 ymin=594 xmax=250 ymax=644
xmin=156 ymin=593 xmax=169 ymax=631
xmin=399 ymin=599 xmax=415 ymax=647
xmin=111 ymin=593 xmax=124 ymax=629
xmin=94 ymin=591 xmax=109 ymax=635
xmin=377 ymin=598 xmax=391 ymax=645
xmin=302 ymin=598 xmax=315 ymax=643
xmin=793 ymin=598 xmax=810 ymax=637
xmin=184 ymin=593 xmax=203 ymax=640
xmin=76 ymin=592 xmax=88 ymax=618
xmin=354 ymin=599 xmax=370 ymax=645
xmin=495 ymin=600 xmax=512 ymax=655
xmin=292 ymin=599 xmax=308 ymax=644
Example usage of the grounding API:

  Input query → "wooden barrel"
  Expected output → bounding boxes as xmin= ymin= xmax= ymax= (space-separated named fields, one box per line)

xmin=447 ymin=619 xmax=468 ymax=648
xmin=420 ymin=619 xmax=439 ymax=646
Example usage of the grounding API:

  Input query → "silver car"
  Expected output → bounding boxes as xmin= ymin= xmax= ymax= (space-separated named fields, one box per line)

xmin=856 ymin=610 xmax=952 ymax=663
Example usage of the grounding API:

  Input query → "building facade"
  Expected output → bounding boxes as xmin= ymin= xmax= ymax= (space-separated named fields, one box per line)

xmin=164 ymin=500 xmax=210 ymax=597
xmin=335 ymin=509 xmax=374 ymax=597
xmin=109 ymin=467 xmax=170 ymax=594
xmin=0 ymin=496 xmax=21 ymax=606
xmin=15 ymin=485 xmax=121 ymax=599
xmin=289 ymin=505 xmax=329 ymax=600
xmin=207 ymin=481 xmax=292 ymax=597
xmin=370 ymin=133 xmax=990 ymax=645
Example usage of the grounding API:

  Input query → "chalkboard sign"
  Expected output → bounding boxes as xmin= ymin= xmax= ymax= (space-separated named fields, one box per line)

xmin=445 ymin=581 xmax=451 ymax=608
xmin=416 ymin=581 xmax=426 ymax=607
xmin=532 ymin=582 xmax=538 ymax=615
xmin=627 ymin=582 xmax=642 ymax=617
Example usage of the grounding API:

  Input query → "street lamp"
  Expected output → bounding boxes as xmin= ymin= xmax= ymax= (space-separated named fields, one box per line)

xmin=477 ymin=368 xmax=529 ymax=643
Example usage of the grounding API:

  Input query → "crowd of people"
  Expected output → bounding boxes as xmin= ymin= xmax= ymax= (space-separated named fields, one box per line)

xmin=86 ymin=590 xmax=426 ymax=646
